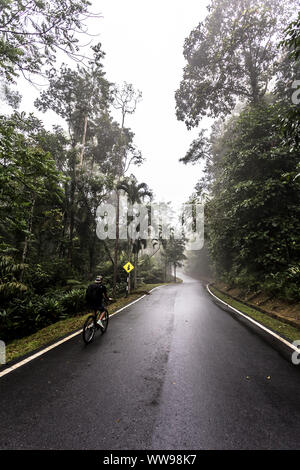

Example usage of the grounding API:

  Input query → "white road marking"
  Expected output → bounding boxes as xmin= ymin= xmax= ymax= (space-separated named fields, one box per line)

xmin=0 ymin=284 xmax=170 ymax=378
xmin=207 ymin=284 xmax=299 ymax=353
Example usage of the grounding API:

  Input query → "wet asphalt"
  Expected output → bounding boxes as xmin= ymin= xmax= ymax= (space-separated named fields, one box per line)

xmin=1 ymin=273 xmax=300 ymax=450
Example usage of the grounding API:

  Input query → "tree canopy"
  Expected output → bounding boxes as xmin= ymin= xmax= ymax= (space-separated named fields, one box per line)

xmin=180 ymin=2 xmax=300 ymax=301
xmin=0 ymin=0 xmax=98 ymax=82
xmin=175 ymin=0 xmax=298 ymax=128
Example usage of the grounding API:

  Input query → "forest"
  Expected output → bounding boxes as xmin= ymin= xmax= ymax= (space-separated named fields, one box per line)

xmin=0 ymin=0 xmax=186 ymax=342
xmin=178 ymin=0 xmax=300 ymax=304
xmin=0 ymin=0 xmax=299 ymax=344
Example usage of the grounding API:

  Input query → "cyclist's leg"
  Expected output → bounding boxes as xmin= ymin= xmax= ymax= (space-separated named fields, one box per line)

xmin=99 ymin=303 xmax=105 ymax=320
xmin=98 ymin=304 xmax=108 ymax=333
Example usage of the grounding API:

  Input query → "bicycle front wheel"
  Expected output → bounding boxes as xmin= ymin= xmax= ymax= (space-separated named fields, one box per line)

xmin=82 ymin=315 xmax=96 ymax=344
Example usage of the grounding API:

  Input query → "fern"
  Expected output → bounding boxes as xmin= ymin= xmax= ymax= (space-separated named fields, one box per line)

xmin=0 ymin=255 xmax=27 ymax=298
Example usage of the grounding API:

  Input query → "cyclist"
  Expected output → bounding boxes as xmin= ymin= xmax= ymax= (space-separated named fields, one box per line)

xmin=85 ymin=275 xmax=112 ymax=328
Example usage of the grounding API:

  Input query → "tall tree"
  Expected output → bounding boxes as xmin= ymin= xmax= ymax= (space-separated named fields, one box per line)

xmin=117 ymin=175 xmax=152 ymax=290
xmin=35 ymin=44 xmax=112 ymax=264
xmin=162 ymin=236 xmax=186 ymax=283
xmin=277 ymin=11 xmax=300 ymax=152
xmin=204 ymin=100 xmax=300 ymax=298
xmin=0 ymin=112 xmax=64 ymax=279
xmin=175 ymin=0 xmax=297 ymax=128
xmin=111 ymin=82 xmax=143 ymax=296
xmin=0 ymin=0 xmax=99 ymax=82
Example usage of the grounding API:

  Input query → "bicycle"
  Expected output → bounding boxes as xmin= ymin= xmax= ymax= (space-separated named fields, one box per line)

xmin=82 ymin=306 xmax=109 ymax=344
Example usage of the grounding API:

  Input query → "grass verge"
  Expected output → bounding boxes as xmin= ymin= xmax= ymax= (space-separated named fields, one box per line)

xmin=210 ymin=285 xmax=300 ymax=344
xmin=5 ymin=282 xmax=167 ymax=365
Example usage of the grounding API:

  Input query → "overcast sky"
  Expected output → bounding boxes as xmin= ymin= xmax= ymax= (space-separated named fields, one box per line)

xmin=96 ymin=0 xmax=211 ymax=205
xmin=8 ymin=0 xmax=212 ymax=206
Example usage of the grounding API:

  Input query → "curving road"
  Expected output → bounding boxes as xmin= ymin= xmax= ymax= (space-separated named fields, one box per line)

xmin=1 ymin=273 xmax=300 ymax=450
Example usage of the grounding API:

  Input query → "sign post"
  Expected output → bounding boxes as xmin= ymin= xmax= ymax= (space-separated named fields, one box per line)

xmin=123 ymin=262 xmax=134 ymax=297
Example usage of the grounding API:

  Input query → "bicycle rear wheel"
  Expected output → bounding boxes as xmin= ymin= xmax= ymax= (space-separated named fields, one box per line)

xmin=82 ymin=315 xmax=96 ymax=344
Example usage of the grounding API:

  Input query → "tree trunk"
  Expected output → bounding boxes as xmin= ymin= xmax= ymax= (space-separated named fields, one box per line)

xmin=68 ymin=152 xmax=76 ymax=266
xmin=89 ymin=223 xmax=97 ymax=276
xmin=103 ymin=240 xmax=115 ymax=267
xmin=60 ymin=210 xmax=68 ymax=259
xmin=113 ymin=188 xmax=120 ymax=298
xmin=79 ymin=115 xmax=88 ymax=167
xmin=20 ymin=197 xmax=35 ymax=282
xmin=68 ymin=180 xmax=75 ymax=264
xmin=134 ymin=250 xmax=138 ymax=289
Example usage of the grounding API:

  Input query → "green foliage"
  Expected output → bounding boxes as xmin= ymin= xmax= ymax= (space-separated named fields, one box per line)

xmin=34 ymin=46 xmax=112 ymax=143
xmin=262 ymin=266 xmax=300 ymax=301
xmin=277 ymin=12 xmax=300 ymax=151
xmin=117 ymin=175 xmax=152 ymax=204
xmin=203 ymin=99 xmax=300 ymax=299
xmin=0 ymin=8 xmax=152 ymax=343
xmin=140 ymin=265 xmax=165 ymax=284
xmin=24 ymin=264 xmax=51 ymax=294
xmin=0 ymin=113 xmax=64 ymax=249
xmin=60 ymin=289 xmax=86 ymax=315
xmin=0 ymin=288 xmax=88 ymax=341
xmin=279 ymin=11 xmax=300 ymax=61
xmin=0 ymin=298 xmax=38 ymax=340
xmin=0 ymin=0 xmax=95 ymax=82
xmin=34 ymin=296 xmax=62 ymax=328
xmin=0 ymin=255 xmax=27 ymax=299
xmin=0 ymin=292 xmax=58 ymax=341
xmin=175 ymin=0 xmax=297 ymax=127
xmin=180 ymin=5 xmax=300 ymax=301
xmin=162 ymin=236 xmax=187 ymax=274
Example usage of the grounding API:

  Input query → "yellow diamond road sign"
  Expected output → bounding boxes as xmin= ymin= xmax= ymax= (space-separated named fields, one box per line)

xmin=123 ymin=262 xmax=134 ymax=273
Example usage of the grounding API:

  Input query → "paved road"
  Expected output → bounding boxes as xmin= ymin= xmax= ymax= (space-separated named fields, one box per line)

xmin=1 ymin=274 xmax=300 ymax=450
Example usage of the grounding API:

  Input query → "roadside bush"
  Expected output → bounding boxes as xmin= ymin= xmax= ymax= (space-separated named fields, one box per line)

xmin=60 ymin=289 xmax=87 ymax=315
xmin=114 ymin=280 xmax=127 ymax=296
xmin=140 ymin=266 xmax=164 ymax=283
xmin=263 ymin=266 xmax=300 ymax=301
xmin=24 ymin=258 xmax=78 ymax=294
xmin=24 ymin=264 xmax=52 ymax=294
xmin=0 ymin=293 xmax=41 ymax=341
xmin=35 ymin=296 xmax=62 ymax=327
xmin=0 ymin=290 xmax=86 ymax=342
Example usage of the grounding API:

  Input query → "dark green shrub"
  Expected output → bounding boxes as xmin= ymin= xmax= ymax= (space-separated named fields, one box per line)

xmin=60 ymin=289 xmax=87 ymax=315
xmin=35 ymin=296 xmax=63 ymax=327
xmin=263 ymin=266 xmax=300 ymax=301
xmin=0 ymin=294 xmax=40 ymax=341
xmin=1 ymin=292 xmax=63 ymax=341
xmin=140 ymin=266 xmax=164 ymax=283
xmin=24 ymin=264 xmax=51 ymax=294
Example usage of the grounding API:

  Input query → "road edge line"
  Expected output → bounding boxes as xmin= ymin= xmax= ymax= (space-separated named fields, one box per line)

xmin=0 ymin=285 xmax=169 ymax=378
xmin=206 ymin=284 xmax=299 ymax=364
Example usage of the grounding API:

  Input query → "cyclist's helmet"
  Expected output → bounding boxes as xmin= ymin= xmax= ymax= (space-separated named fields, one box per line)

xmin=95 ymin=275 xmax=103 ymax=283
